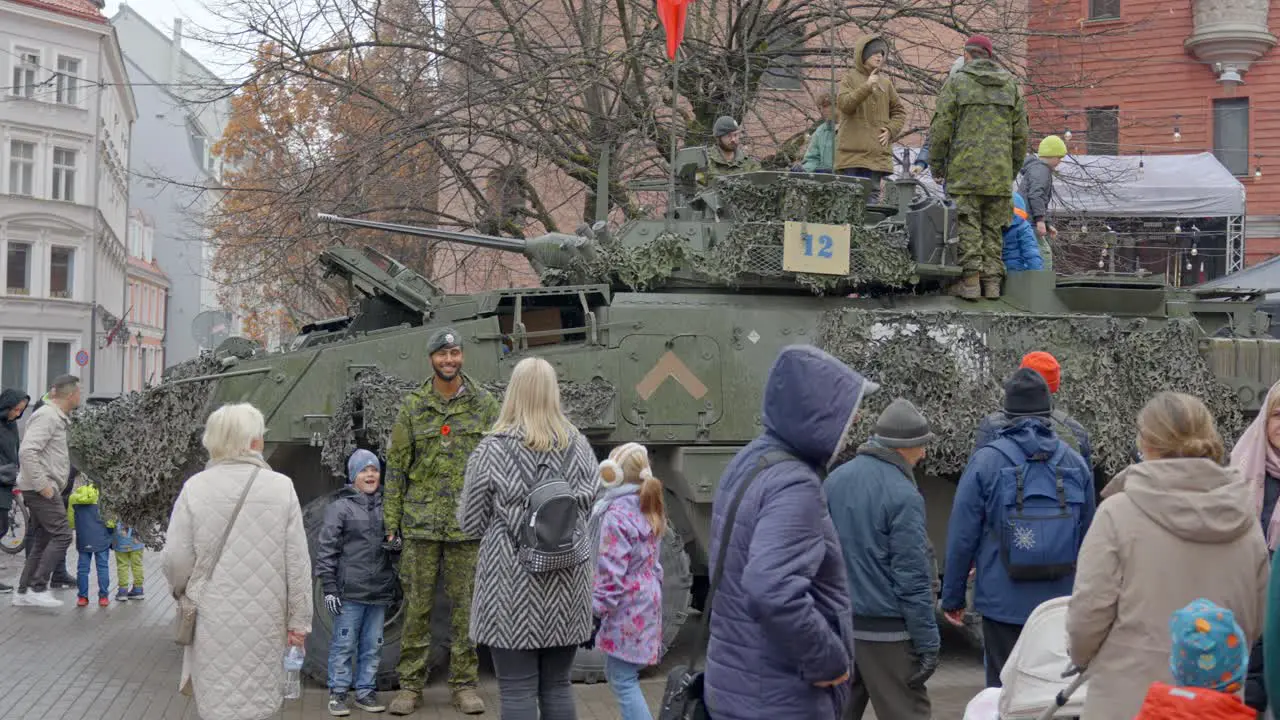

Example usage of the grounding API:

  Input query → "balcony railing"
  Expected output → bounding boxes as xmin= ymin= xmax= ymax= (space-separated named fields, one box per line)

xmin=6 ymin=287 xmax=30 ymax=296
xmin=49 ymin=290 xmax=72 ymax=299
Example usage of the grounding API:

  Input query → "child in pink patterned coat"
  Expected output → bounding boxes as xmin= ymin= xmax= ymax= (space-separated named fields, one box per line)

xmin=589 ymin=442 xmax=665 ymax=720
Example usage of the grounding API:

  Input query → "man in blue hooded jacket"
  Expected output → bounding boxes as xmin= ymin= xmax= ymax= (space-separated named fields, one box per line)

xmin=941 ymin=368 xmax=1095 ymax=688
xmin=703 ymin=345 xmax=878 ymax=720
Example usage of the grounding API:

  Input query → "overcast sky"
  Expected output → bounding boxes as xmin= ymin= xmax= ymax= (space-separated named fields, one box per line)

xmin=104 ymin=0 xmax=242 ymax=81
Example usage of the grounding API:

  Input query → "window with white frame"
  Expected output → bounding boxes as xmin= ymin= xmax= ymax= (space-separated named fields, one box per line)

xmin=52 ymin=147 xmax=76 ymax=202
xmin=49 ymin=247 xmax=74 ymax=299
xmin=55 ymin=57 xmax=79 ymax=105
xmin=9 ymin=141 xmax=35 ymax=196
xmin=10 ymin=50 xmax=38 ymax=99
xmin=143 ymin=225 xmax=154 ymax=263
xmin=1 ymin=339 xmax=28 ymax=391
xmin=45 ymin=341 xmax=71 ymax=387
xmin=6 ymin=243 xmax=30 ymax=295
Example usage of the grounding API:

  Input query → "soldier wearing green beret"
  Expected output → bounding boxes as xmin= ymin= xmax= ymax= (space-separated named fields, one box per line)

xmin=384 ymin=328 xmax=499 ymax=716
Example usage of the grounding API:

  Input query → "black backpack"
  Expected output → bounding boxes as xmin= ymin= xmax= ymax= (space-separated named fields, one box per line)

xmin=506 ymin=438 xmax=590 ymax=574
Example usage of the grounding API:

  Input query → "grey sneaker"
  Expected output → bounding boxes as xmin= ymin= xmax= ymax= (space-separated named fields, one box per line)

xmin=355 ymin=692 xmax=386 ymax=712
xmin=327 ymin=693 xmax=351 ymax=717
xmin=25 ymin=590 xmax=63 ymax=608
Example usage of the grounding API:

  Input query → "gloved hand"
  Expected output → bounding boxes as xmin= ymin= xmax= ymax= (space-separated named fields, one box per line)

xmin=381 ymin=535 xmax=402 ymax=554
xmin=580 ymin=615 xmax=602 ymax=650
xmin=907 ymin=650 xmax=939 ymax=688
xmin=324 ymin=594 xmax=342 ymax=616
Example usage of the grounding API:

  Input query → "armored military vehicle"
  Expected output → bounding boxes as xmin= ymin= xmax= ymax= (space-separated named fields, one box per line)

xmin=69 ymin=149 xmax=1280 ymax=688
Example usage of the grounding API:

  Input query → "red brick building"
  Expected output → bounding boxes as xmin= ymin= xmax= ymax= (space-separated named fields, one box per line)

xmin=1026 ymin=0 xmax=1279 ymax=267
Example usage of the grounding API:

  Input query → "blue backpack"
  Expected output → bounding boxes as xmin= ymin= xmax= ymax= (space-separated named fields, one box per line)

xmin=987 ymin=438 xmax=1087 ymax=582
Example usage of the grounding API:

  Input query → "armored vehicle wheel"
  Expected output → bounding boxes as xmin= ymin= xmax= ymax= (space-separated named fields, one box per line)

xmin=571 ymin=523 xmax=694 ymax=684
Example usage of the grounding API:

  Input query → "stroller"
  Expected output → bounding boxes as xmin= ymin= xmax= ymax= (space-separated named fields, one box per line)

xmin=963 ymin=597 xmax=1088 ymax=720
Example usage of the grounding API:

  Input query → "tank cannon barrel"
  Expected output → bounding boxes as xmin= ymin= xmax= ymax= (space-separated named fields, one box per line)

xmin=318 ymin=212 xmax=600 ymax=285
xmin=317 ymin=213 xmax=528 ymax=253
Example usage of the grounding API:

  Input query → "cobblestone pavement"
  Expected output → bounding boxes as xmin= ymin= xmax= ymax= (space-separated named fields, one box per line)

xmin=0 ymin=549 xmax=986 ymax=719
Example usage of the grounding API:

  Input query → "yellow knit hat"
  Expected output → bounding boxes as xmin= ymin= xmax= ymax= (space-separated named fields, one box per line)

xmin=1038 ymin=135 xmax=1068 ymax=158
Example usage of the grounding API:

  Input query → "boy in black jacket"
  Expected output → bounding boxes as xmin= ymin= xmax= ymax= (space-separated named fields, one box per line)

xmin=316 ymin=450 xmax=398 ymax=716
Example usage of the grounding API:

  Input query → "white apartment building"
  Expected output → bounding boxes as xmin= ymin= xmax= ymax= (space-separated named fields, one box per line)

xmin=0 ymin=0 xmax=135 ymax=399
xmin=111 ymin=7 xmax=245 ymax=364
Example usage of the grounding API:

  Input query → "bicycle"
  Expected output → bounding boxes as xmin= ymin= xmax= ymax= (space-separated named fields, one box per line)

xmin=1 ymin=490 xmax=29 ymax=555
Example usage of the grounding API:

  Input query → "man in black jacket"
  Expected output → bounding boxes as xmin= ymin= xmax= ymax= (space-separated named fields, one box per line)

xmin=315 ymin=449 xmax=398 ymax=716
xmin=0 ymin=388 xmax=31 ymax=593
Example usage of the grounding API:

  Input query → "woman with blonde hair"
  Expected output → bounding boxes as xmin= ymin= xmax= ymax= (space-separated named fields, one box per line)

xmin=586 ymin=442 xmax=665 ymax=720
xmin=457 ymin=356 xmax=597 ymax=719
xmin=161 ymin=402 xmax=313 ymax=720
xmin=1066 ymin=391 xmax=1268 ymax=720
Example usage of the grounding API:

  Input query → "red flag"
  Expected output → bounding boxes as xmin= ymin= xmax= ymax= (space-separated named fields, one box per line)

xmin=656 ymin=0 xmax=692 ymax=61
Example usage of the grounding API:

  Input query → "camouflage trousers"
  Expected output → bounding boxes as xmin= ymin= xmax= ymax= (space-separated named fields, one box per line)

xmin=954 ymin=193 xmax=1010 ymax=278
xmin=397 ymin=539 xmax=480 ymax=691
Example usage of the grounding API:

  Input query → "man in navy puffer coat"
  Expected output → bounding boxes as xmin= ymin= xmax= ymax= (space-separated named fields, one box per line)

xmin=941 ymin=369 xmax=1095 ymax=688
xmin=703 ymin=345 xmax=878 ymax=720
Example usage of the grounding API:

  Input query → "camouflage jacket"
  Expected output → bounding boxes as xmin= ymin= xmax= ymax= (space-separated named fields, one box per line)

xmin=697 ymin=148 xmax=762 ymax=187
xmin=926 ymin=58 xmax=1028 ymax=197
xmin=384 ymin=374 xmax=500 ymax=542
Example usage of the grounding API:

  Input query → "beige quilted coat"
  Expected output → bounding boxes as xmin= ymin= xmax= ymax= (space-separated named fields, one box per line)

xmin=162 ymin=456 xmax=313 ymax=720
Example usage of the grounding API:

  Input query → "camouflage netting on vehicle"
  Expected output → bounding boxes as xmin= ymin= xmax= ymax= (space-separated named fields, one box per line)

xmin=705 ymin=175 xmax=916 ymax=292
xmin=818 ymin=310 xmax=1245 ymax=478
xmin=558 ymin=175 xmax=915 ymax=293
xmin=322 ymin=367 xmax=618 ymax=477
xmin=68 ymin=355 xmax=223 ymax=549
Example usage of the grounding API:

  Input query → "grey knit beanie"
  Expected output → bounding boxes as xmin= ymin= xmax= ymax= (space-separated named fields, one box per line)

xmin=871 ymin=398 xmax=935 ymax=448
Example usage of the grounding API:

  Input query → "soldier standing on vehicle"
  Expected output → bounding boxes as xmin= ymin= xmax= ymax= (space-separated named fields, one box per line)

xmin=927 ymin=34 xmax=1029 ymax=301
xmin=697 ymin=116 xmax=763 ymax=187
xmin=383 ymin=328 xmax=499 ymax=716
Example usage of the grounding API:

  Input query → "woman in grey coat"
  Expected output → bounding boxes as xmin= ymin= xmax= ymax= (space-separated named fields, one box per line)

xmin=457 ymin=356 xmax=598 ymax=719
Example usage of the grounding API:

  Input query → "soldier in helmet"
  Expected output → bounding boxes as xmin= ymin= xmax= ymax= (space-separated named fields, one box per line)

xmin=697 ymin=115 xmax=763 ymax=186
xmin=383 ymin=328 xmax=500 ymax=716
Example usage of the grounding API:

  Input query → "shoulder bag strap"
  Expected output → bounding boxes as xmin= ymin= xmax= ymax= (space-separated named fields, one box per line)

xmin=208 ymin=467 xmax=260 ymax=578
xmin=688 ymin=449 xmax=794 ymax=670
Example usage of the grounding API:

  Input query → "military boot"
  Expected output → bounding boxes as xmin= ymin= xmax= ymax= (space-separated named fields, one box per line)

xmin=386 ymin=689 xmax=420 ymax=716
xmin=947 ymin=273 xmax=980 ymax=301
xmin=982 ymin=277 xmax=1002 ymax=299
xmin=452 ymin=687 xmax=486 ymax=714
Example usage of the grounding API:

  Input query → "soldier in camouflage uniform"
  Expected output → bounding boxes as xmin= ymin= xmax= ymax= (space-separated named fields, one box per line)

xmin=383 ymin=328 xmax=499 ymax=716
xmin=927 ymin=34 xmax=1029 ymax=301
xmin=696 ymin=115 xmax=763 ymax=187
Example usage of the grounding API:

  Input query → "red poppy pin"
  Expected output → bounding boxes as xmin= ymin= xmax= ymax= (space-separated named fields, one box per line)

xmin=441 ymin=424 xmax=451 ymax=436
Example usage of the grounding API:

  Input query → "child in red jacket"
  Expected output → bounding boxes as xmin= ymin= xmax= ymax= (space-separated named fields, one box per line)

xmin=1134 ymin=599 xmax=1255 ymax=720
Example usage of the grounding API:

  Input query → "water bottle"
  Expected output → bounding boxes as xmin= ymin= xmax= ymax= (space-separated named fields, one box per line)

xmin=282 ymin=645 xmax=304 ymax=699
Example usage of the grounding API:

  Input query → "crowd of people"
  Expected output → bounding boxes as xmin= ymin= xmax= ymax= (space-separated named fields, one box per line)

xmin=9 ymin=328 xmax=1280 ymax=720
xmin=701 ymin=33 xmax=1071 ymax=301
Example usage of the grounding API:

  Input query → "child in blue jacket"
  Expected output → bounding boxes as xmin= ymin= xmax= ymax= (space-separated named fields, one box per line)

xmin=1003 ymin=192 xmax=1044 ymax=271
xmin=68 ymin=482 xmax=112 ymax=607
xmin=112 ymin=523 xmax=146 ymax=601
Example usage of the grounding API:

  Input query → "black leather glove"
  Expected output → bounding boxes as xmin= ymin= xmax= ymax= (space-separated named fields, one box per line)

xmin=907 ymin=650 xmax=939 ymax=688
xmin=581 ymin=616 xmax=602 ymax=650
xmin=381 ymin=535 xmax=402 ymax=554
